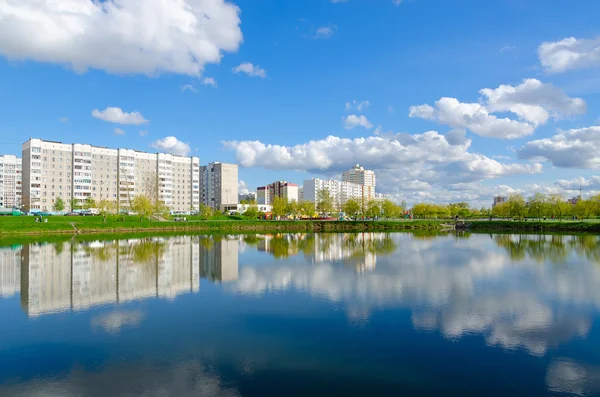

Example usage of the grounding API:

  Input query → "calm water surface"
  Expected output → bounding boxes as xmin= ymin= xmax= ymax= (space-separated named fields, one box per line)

xmin=1 ymin=232 xmax=600 ymax=396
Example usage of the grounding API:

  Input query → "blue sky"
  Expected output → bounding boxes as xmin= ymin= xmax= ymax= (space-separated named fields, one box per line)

xmin=0 ymin=0 xmax=599 ymax=206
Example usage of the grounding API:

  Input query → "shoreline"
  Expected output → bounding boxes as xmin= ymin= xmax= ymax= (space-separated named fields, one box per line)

xmin=0 ymin=218 xmax=599 ymax=239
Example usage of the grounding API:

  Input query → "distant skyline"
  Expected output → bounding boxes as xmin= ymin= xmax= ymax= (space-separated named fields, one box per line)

xmin=1 ymin=0 xmax=599 ymax=206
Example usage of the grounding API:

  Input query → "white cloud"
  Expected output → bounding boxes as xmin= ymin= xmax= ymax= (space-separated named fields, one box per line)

xmin=202 ymin=77 xmax=217 ymax=87
xmin=539 ymin=36 xmax=600 ymax=73
xmin=410 ymin=97 xmax=535 ymax=139
xmin=518 ymin=126 xmax=600 ymax=168
xmin=387 ymin=106 xmax=394 ymax=114
xmin=150 ymin=136 xmax=191 ymax=156
xmin=139 ymin=130 xmax=148 ymax=137
xmin=181 ymin=84 xmax=198 ymax=93
xmin=232 ymin=62 xmax=267 ymax=78
xmin=555 ymin=175 xmax=600 ymax=191
xmin=0 ymin=0 xmax=242 ymax=76
xmin=480 ymin=79 xmax=586 ymax=126
xmin=59 ymin=117 xmax=68 ymax=123
xmin=238 ymin=180 xmax=249 ymax=195
xmin=393 ymin=0 xmax=403 ymax=5
xmin=223 ymin=131 xmax=542 ymax=190
xmin=345 ymin=100 xmax=370 ymax=112
xmin=92 ymin=107 xmax=149 ymax=125
xmin=410 ymin=79 xmax=586 ymax=139
xmin=343 ymin=114 xmax=373 ymax=129
xmin=114 ymin=128 xmax=125 ymax=136
xmin=314 ymin=24 xmax=336 ymax=39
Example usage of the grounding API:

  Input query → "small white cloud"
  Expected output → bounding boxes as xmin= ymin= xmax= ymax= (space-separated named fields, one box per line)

xmin=181 ymin=84 xmax=198 ymax=93
xmin=345 ymin=100 xmax=370 ymax=112
xmin=343 ymin=114 xmax=373 ymax=129
xmin=114 ymin=128 xmax=125 ymax=135
xmin=393 ymin=0 xmax=403 ymax=5
xmin=150 ymin=136 xmax=191 ymax=156
xmin=539 ymin=36 xmax=600 ymax=73
xmin=500 ymin=45 xmax=516 ymax=52
xmin=139 ymin=130 xmax=148 ymax=137
xmin=202 ymin=77 xmax=217 ymax=87
xmin=59 ymin=117 xmax=68 ymax=123
xmin=315 ymin=24 xmax=337 ymax=39
xmin=232 ymin=63 xmax=267 ymax=78
xmin=92 ymin=107 xmax=149 ymax=125
xmin=387 ymin=106 xmax=394 ymax=114
xmin=239 ymin=180 xmax=249 ymax=195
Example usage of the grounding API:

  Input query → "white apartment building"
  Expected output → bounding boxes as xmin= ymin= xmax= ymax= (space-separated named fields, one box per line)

xmin=0 ymin=155 xmax=22 ymax=209
xmin=257 ymin=186 xmax=269 ymax=205
xmin=302 ymin=178 xmax=364 ymax=208
xmin=342 ymin=164 xmax=376 ymax=202
xmin=200 ymin=162 xmax=238 ymax=212
xmin=22 ymin=139 xmax=200 ymax=213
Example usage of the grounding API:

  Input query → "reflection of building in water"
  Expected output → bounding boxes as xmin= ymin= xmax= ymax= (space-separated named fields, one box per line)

xmin=200 ymin=237 xmax=239 ymax=282
xmin=308 ymin=233 xmax=383 ymax=272
xmin=257 ymin=234 xmax=302 ymax=259
xmin=19 ymin=236 xmax=204 ymax=317
xmin=0 ymin=246 xmax=21 ymax=297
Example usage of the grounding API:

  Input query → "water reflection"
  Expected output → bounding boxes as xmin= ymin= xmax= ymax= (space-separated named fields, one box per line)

xmin=9 ymin=236 xmax=240 ymax=317
xmin=2 ymin=232 xmax=600 ymax=396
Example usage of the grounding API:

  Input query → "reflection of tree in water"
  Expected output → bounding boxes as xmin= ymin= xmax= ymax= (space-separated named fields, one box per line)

xmin=54 ymin=241 xmax=66 ymax=255
xmin=268 ymin=235 xmax=300 ymax=259
xmin=494 ymin=234 xmax=600 ymax=264
xmin=129 ymin=239 xmax=166 ymax=264
xmin=242 ymin=235 xmax=262 ymax=246
xmin=84 ymin=242 xmax=117 ymax=262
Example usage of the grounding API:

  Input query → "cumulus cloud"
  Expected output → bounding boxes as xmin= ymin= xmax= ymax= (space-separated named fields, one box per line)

xmin=555 ymin=175 xmax=600 ymax=191
xmin=113 ymin=128 xmax=125 ymax=136
xmin=150 ymin=136 xmax=191 ymax=156
xmin=202 ymin=77 xmax=217 ymax=87
xmin=539 ymin=36 xmax=600 ymax=73
xmin=518 ymin=126 xmax=600 ymax=168
xmin=223 ymin=131 xmax=542 ymax=192
xmin=0 ymin=0 xmax=242 ymax=76
xmin=92 ymin=107 xmax=149 ymax=125
xmin=238 ymin=180 xmax=249 ymax=195
xmin=139 ymin=130 xmax=148 ymax=137
xmin=343 ymin=114 xmax=373 ymax=129
xmin=410 ymin=79 xmax=586 ymax=139
xmin=480 ymin=79 xmax=586 ymax=125
xmin=232 ymin=63 xmax=267 ymax=78
xmin=410 ymin=97 xmax=535 ymax=139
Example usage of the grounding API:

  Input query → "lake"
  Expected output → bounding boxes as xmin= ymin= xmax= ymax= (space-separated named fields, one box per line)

xmin=0 ymin=232 xmax=600 ymax=396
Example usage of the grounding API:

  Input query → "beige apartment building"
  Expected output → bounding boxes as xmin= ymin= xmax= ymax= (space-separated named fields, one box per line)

xmin=342 ymin=164 xmax=376 ymax=202
xmin=256 ymin=181 xmax=299 ymax=204
xmin=0 ymin=155 xmax=22 ymax=209
xmin=22 ymin=139 xmax=200 ymax=213
xmin=200 ymin=162 xmax=238 ymax=212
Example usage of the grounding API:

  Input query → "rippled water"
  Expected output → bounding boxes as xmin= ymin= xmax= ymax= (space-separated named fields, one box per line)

xmin=1 ymin=232 xmax=600 ymax=396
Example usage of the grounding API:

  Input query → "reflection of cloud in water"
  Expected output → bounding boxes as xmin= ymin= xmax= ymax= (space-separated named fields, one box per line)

xmin=0 ymin=359 xmax=239 ymax=397
xmin=90 ymin=310 xmax=145 ymax=334
xmin=547 ymin=358 xmax=600 ymax=396
xmin=234 ymin=235 xmax=600 ymax=356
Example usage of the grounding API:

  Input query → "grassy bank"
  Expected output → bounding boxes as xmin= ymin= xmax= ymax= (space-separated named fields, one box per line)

xmin=0 ymin=216 xmax=442 ymax=237
xmin=1 ymin=216 xmax=599 ymax=237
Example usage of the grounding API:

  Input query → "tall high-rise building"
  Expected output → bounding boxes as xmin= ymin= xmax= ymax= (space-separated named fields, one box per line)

xmin=302 ymin=178 xmax=363 ymax=209
xmin=21 ymin=138 xmax=200 ymax=212
xmin=0 ymin=155 xmax=22 ymax=209
xmin=200 ymin=162 xmax=238 ymax=212
xmin=257 ymin=181 xmax=299 ymax=204
xmin=342 ymin=164 xmax=376 ymax=202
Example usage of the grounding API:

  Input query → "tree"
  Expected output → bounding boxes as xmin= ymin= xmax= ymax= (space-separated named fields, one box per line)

xmin=243 ymin=205 xmax=259 ymax=220
xmin=70 ymin=198 xmax=80 ymax=211
xmin=316 ymin=189 xmax=334 ymax=217
xmin=528 ymin=192 xmax=548 ymax=220
xmin=131 ymin=195 xmax=153 ymax=222
xmin=342 ymin=199 xmax=362 ymax=220
xmin=199 ymin=204 xmax=214 ymax=219
xmin=299 ymin=201 xmax=315 ymax=218
xmin=508 ymin=194 xmax=526 ymax=219
xmin=97 ymin=200 xmax=117 ymax=222
xmin=365 ymin=200 xmax=382 ymax=220
xmin=547 ymin=194 xmax=568 ymax=221
xmin=84 ymin=196 xmax=96 ymax=210
xmin=53 ymin=197 xmax=65 ymax=212
xmin=382 ymin=200 xmax=400 ymax=219
xmin=412 ymin=203 xmax=428 ymax=219
xmin=286 ymin=200 xmax=300 ymax=220
xmin=271 ymin=196 xmax=288 ymax=220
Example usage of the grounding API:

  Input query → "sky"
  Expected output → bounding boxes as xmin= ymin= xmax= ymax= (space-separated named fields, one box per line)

xmin=0 ymin=0 xmax=599 ymax=207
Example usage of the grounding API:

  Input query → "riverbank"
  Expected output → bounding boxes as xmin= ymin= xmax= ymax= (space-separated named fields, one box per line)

xmin=0 ymin=216 xmax=442 ymax=237
xmin=1 ymin=216 xmax=599 ymax=237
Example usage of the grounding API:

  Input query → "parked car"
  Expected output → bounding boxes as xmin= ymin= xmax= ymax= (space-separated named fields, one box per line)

xmin=66 ymin=212 xmax=79 ymax=216
xmin=79 ymin=210 xmax=94 ymax=216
